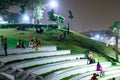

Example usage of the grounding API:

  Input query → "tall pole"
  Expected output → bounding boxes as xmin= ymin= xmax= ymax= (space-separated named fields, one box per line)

xmin=115 ymin=30 xmax=119 ymax=62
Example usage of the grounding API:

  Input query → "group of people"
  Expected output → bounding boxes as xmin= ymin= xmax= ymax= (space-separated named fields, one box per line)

xmin=86 ymin=51 xmax=96 ymax=64
xmin=16 ymin=38 xmax=41 ymax=52
xmin=0 ymin=35 xmax=8 ymax=56
xmin=91 ymin=62 xmax=105 ymax=80
xmin=0 ymin=35 xmax=41 ymax=56
xmin=29 ymin=38 xmax=41 ymax=52
xmin=16 ymin=39 xmax=25 ymax=48
xmin=86 ymin=50 xmax=105 ymax=80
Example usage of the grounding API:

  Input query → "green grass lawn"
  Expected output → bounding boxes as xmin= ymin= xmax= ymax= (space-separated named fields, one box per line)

xmin=0 ymin=28 xmax=118 ymax=63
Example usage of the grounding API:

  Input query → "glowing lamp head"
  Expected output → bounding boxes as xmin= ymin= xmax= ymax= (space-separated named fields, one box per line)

xmin=49 ymin=0 xmax=58 ymax=9
xmin=22 ymin=14 xmax=29 ymax=23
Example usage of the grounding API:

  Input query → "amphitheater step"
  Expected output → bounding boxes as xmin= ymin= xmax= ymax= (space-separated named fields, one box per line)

xmin=10 ymin=69 xmax=23 ymax=77
xmin=16 ymin=71 xmax=28 ymax=80
xmin=20 ymin=72 xmax=30 ymax=80
xmin=0 ymin=72 xmax=15 ymax=80
xmin=0 ymin=45 xmax=57 ymax=55
xmin=26 ymin=59 xmax=87 ymax=75
xmin=44 ymin=62 xmax=111 ymax=80
xmin=0 ymin=66 xmax=11 ymax=72
xmin=35 ymin=76 xmax=43 ymax=80
xmin=15 ymin=71 xmax=23 ymax=78
xmin=2 ymin=54 xmax=84 ymax=69
xmin=70 ymin=66 xmax=120 ymax=80
xmin=100 ymin=72 xmax=120 ymax=80
xmin=3 ymin=68 xmax=16 ymax=74
xmin=0 ymin=50 xmax=71 ymax=63
xmin=25 ymin=74 xmax=36 ymax=80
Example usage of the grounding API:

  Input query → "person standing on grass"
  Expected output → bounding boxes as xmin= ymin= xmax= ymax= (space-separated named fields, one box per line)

xmin=67 ymin=23 xmax=70 ymax=33
xmin=21 ymin=40 xmax=25 ymax=49
xmin=3 ymin=38 xmax=8 ymax=56
xmin=0 ymin=35 xmax=4 ymax=49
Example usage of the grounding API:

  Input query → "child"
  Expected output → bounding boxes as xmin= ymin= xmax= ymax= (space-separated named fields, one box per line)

xmin=29 ymin=39 xmax=34 ymax=48
xmin=91 ymin=73 xmax=99 ymax=80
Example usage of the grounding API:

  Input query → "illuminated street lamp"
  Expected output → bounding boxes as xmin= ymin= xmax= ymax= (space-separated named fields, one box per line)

xmin=0 ymin=16 xmax=3 ymax=22
xmin=49 ymin=0 xmax=58 ymax=9
xmin=22 ymin=14 xmax=30 ymax=23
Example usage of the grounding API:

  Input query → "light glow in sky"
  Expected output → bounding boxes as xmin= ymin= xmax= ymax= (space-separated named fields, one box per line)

xmin=49 ymin=0 xmax=58 ymax=9
xmin=22 ymin=14 xmax=29 ymax=23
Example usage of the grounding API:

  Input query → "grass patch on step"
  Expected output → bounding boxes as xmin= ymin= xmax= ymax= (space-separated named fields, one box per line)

xmin=61 ymin=73 xmax=81 ymax=80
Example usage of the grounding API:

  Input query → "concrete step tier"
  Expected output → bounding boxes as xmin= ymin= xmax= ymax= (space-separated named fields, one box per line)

xmin=26 ymin=59 xmax=87 ymax=75
xmin=0 ymin=50 xmax=71 ymax=63
xmin=0 ymin=72 xmax=15 ymax=80
xmin=0 ymin=67 xmax=43 ymax=80
xmin=11 ymin=54 xmax=85 ymax=69
xmin=44 ymin=62 xmax=111 ymax=80
xmin=70 ymin=66 xmax=120 ymax=80
xmin=0 ymin=45 xmax=57 ymax=55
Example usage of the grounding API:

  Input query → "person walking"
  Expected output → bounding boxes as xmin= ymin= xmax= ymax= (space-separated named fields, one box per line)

xmin=3 ymin=38 xmax=8 ymax=56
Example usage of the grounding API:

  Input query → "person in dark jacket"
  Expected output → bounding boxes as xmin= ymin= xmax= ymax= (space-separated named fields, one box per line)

xmin=3 ymin=38 xmax=7 ymax=56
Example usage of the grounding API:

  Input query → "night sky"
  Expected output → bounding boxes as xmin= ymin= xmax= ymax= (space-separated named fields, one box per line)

xmin=43 ymin=0 xmax=120 ymax=32
xmin=9 ymin=0 xmax=120 ymax=32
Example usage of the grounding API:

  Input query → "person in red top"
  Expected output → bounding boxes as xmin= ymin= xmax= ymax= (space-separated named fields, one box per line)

xmin=91 ymin=73 xmax=99 ymax=80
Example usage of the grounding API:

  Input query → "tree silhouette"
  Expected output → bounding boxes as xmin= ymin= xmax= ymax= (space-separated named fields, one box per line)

xmin=48 ymin=9 xmax=57 ymax=21
xmin=110 ymin=21 xmax=120 ymax=62
xmin=48 ymin=9 xmax=65 ymax=23
xmin=57 ymin=15 xmax=65 ymax=23
xmin=0 ymin=0 xmax=45 ymax=23
xmin=68 ymin=10 xmax=73 ymax=20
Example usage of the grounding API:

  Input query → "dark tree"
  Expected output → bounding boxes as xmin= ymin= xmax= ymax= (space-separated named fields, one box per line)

xmin=0 ymin=0 xmax=45 ymax=23
xmin=48 ymin=9 xmax=65 ymax=24
xmin=48 ymin=9 xmax=57 ymax=21
xmin=68 ymin=10 xmax=74 ymax=20
xmin=110 ymin=21 xmax=120 ymax=62
xmin=57 ymin=15 xmax=65 ymax=23
xmin=20 ymin=5 xmax=26 ymax=14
